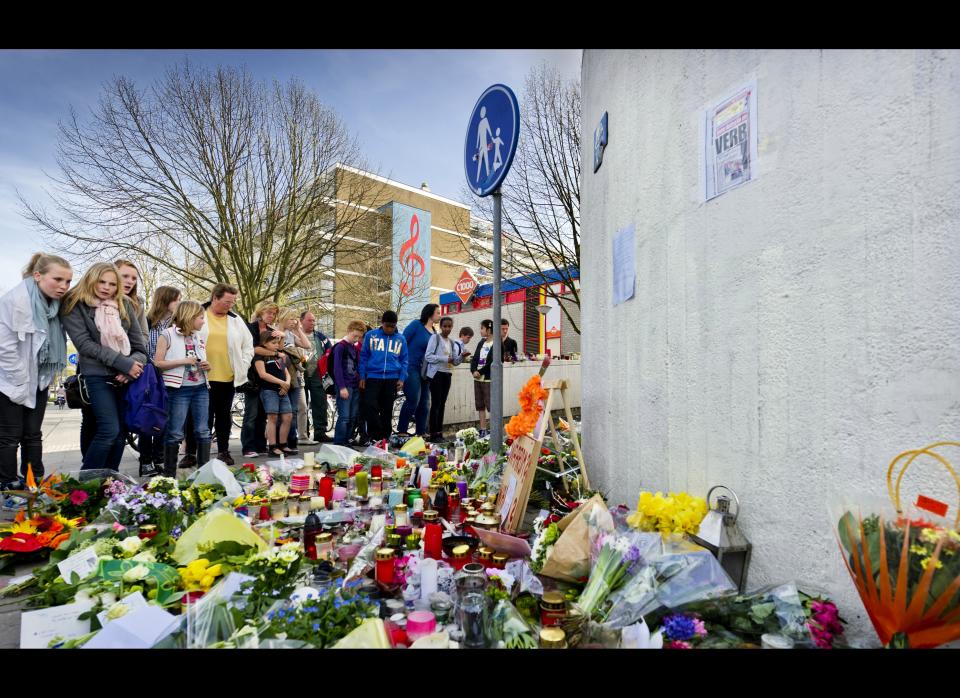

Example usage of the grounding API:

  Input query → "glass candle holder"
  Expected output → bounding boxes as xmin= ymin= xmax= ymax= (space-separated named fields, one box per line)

xmin=315 ymin=532 xmax=335 ymax=561
xmin=394 ymin=504 xmax=410 ymax=528
xmin=459 ymin=591 xmax=487 ymax=649
xmin=370 ymin=476 xmax=383 ymax=495
xmin=355 ymin=471 xmax=369 ymax=498
xmin=375 ymin=548 xmax=396 ymax=584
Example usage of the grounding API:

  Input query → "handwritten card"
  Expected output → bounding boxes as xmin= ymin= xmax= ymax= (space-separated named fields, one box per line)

xmin=83 ymin=605 xmax=180 ymax=649
xmin=96 ymin=591 xmax=149 ymax=626
xmin=20 ymin=599 xmax=94 ymax=649
xmin=57 ymin=546 xmax=99 ymax=583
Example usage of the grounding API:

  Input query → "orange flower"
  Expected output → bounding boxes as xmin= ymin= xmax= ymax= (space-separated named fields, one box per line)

xmin=48 ymin=532 xmax=71 ymax=549
xmin=506 ymin=375 xmax=549 ymax=439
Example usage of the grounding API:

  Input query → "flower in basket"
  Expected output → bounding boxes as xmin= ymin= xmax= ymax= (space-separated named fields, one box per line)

xmin=627 ymin=491 xmax=709 ymax=536
xmin=835 ymin=442 xmax=960 ymax=648
xmin=69 ymin=490 xmax=89 ymax=506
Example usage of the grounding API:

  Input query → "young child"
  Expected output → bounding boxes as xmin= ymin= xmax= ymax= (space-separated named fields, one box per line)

xmin=153 ymin=300 xmax=211 ymax=476
xmin=253 ymin=331 xmax=294 ymax=456
xmin=469 ymin=319 xmax=494 ymax=436
xmin=455 ymin=326 xmax=474 ymax=361
xmin=332 ymin=320 xmax=366 ymax=446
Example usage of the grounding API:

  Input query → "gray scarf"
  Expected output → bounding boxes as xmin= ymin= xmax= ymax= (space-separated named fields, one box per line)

xmin=26 ymin=278 xmax=66 ymax=377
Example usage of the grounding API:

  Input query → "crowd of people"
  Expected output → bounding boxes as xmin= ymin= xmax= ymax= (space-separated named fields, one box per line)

xmin=0 ymin=253 xmax=524 ymax=490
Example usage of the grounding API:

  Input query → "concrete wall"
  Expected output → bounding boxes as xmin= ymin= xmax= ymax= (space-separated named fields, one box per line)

xmin=580 ymin=49 xmax=960 ymax=643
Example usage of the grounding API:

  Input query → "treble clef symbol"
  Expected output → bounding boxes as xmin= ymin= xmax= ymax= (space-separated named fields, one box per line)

xmin=398 ymin=214 xmax=425 ymax=297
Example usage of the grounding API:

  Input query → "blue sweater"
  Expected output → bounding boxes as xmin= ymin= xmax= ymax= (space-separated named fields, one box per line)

xmin=402 ymin=321 xmax=435 ymax=378
xmin=359 ymin=328 xmax=409 ymax=380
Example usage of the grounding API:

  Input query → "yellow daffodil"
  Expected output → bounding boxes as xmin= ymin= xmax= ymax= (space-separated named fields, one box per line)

xmin=910 ymin=544 xmax=929 ymax=556
xmin=10 ymin=521 xmax=38 ymax=535
xmin=920 ymin=528 xmax=942 ymax=545
xmin=920 ymin=557 xmax=944 ymax=571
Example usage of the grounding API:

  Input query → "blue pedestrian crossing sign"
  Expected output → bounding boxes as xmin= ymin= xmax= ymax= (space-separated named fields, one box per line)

xmin=464 ymin=84 xmax=520 ymax=197
xmin=68 ymin=353 xmax=78 ymax=365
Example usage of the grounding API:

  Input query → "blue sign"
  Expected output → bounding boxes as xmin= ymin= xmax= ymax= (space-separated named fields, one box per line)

xmin=593 ymin=112 xmax=608 ymax=173
xmin=464 ymin=84 xmax=520 ymax=197
xmin=68 ymin=353 xmax=78 ymax=366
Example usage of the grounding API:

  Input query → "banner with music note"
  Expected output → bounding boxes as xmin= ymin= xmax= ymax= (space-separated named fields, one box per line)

xmin=387 ymin=202 xmax=432 ymax=326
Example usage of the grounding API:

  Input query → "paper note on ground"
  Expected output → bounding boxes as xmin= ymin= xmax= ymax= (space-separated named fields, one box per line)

xmin=21 ymin=599 xmax=94 ymax=649
xmin=83 ymin=605 xmax=180 ymax=649
xmin=57 ymin=546 xmax=99 ymax=582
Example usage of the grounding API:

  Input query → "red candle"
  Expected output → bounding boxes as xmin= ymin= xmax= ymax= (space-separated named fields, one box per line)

xmin=318 ymin=476 xmax=334 ymax=508
xmin=371 ymin=464 xmax=383 ymax=478
xmin=376 ymin=548 xmax=396 ymax=584
xmin=423 ymin=516 xmax=442 ymax=561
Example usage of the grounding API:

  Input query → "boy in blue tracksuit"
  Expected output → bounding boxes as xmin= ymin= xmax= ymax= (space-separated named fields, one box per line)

xmin=358 ymin=310 xmax=408 ymax=441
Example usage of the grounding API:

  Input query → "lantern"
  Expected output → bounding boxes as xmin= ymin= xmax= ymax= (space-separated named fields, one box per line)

xmin=688 ymin=485 xmax=752 ymax=593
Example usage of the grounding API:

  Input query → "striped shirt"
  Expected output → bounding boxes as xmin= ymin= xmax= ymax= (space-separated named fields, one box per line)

xmin=148 ymin=316 xmax=173 ymax=361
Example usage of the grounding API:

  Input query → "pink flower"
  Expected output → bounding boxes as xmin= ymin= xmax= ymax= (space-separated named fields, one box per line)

xmin=69 ymin=490 xmax=89 ymax=506
xmin=666 ymin=640 xmax=693 ymax=650
xmin=112 ymin=522 xmax=126 ymax=533
xmin=692 ymin=618 xmax=708 ymax=637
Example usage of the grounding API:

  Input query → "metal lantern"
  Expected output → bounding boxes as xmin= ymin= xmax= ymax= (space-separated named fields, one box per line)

xmin=689 ymin=485 xmax=753 ymax=593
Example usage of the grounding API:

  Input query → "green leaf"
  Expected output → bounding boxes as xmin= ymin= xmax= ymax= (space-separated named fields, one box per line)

xmin=748 ymin=601 xmax=776 ymax=624
xmin=838 ymin=511 xmax=859 ymax=553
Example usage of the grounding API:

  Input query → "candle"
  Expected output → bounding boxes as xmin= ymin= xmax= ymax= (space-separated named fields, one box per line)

xmin=304 ymin=451 xmax=315 ymax=466
xmin=371 ymin=464 xmax=382 ymax=478
xmin=412 ymin=497 xmax=425 ymax=513
xmin=355 ymin=471 xmax=368 ymax=498
xmin=369 ymin=496 xmax=383 ymax=508
xmin=419 ymin=557 xmax=438 ymax=601
xmin=318 ymin=476 xmax=334 ymax=507
xmin=457 ymin=480 xmax=468 ymax=500
xmin=375 ymin=548 xmax=396 ymax=584
xmin=397 ymin=457 xmax=407 ymax=470
xmin=333 ymin=486 xmax=347 ymax=502
xmin=419 ymin=468 xmax=433 ymax=490
xmin=387 ymin=488 xmax=404 ymax=508
xmin=311 ymin=496 xmax=326 ymax=511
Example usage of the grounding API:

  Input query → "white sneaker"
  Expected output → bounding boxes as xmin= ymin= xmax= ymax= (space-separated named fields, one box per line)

xmin=299 ymin=438 xmax=319 ymax=445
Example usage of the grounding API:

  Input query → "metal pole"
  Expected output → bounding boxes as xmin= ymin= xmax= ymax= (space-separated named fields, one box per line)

xmin=490 ymin=190 xmax=503 ymax=452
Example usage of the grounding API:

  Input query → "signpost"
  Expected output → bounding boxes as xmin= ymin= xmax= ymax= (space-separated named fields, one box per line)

xmin=68 ymin=353 xmax=78 ymax=366
xmin=464 ymin=84 xmax=520 ymax=453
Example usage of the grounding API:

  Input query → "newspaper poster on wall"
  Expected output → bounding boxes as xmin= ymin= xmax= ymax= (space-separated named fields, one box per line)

xmin=702 ymin=79 xmax=758 ymax=201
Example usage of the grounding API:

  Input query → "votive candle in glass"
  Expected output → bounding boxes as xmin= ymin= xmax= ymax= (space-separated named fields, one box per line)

xmin=355 ymin=471 xmax=369 ymax=498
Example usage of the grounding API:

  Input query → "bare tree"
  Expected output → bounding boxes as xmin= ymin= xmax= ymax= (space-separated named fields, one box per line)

xmin=457 ymin=63 xmax=581 ymax=334
xmin=21 ymin=61 xmax=386 ymax=318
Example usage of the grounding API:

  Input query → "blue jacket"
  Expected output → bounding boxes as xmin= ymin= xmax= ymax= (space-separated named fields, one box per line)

xmin=402 ymin=321 xmax=435 ymax=378
xmin=359 ymin=328 xmax=409 ymax=380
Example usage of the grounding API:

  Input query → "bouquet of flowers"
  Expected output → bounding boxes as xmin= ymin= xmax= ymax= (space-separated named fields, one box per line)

xmin=505 ymin=375 xmax=548 ymax=439
xmin=529 ymin=514 xmax=561 ymax=573
xmin=575 ymin=532 xmax=644 ymax=618
xmin=239 ymin=542 xmax=308 ymax=616
xmin=0 ymin=511 xmax=81 ymax=573
xmin=488 ymin=598 xmax=538 ymax=649
xmin=261 ymin=583 xmax=377 ymax=648
xmin=626 ymin=491 xmax=709 ymax=536
xmin=106 ymin=477 xmax=186 ymax=536
xmin=456 ymin=427 xmax=480 ymax=445
xmin=836 ymin=442 xmax=960 ymax=648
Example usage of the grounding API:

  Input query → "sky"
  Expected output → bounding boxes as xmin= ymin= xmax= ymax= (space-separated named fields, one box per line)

xmin=0 ymin=49 xmax=582 ymax=291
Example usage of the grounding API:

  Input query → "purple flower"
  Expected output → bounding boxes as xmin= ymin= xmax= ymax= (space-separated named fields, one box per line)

xmin=171 ymin=527 xmax=182 ymax=538
xmin=662 ymin=614 xmax=698 ymax=642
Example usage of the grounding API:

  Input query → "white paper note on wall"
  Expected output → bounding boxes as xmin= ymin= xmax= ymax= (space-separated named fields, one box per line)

xmin=612 ymin=225 xmax=636 ymax=306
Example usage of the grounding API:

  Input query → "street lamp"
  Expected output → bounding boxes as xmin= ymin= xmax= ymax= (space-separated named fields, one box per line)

xmin=536 ymin=303 xmax=551 ymax=317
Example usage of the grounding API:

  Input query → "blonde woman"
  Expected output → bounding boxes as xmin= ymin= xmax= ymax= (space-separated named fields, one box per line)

xmin=240 ymin=300 xmax=283 ymax=457
xmin=61 ymin=262 xmax=147 ymax=471
xmin=0 ymin=253 xmax=72 ymax=491
xmin=153 ymin=301 xmax=211 ymax=476
xmin=115 ymin=259 xmax=149 ymax=338
xmin=276 ymin=307 xmax=310 ymax=453
xmin=136 ymin=285 xmax=181 ymax=475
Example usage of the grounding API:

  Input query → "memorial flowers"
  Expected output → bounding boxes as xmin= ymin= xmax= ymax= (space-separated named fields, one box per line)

xmin=576 ymin=533 xmax=643 ymax=618
xmin=505 ymin=375 xmax=548 ymax=439
xmin=626 ymin=491 xmax=709 ymax=536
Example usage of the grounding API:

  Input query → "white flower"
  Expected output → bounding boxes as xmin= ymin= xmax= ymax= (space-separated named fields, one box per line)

xmin=280 ymin=542 xmax=302 ymax=553
xmin=74 ymin=589 xmax=94 ymax=604
xmin=278 ymin=550 xmax=299 ymax=564
xmin=105 ymin=602 xmax=131 ymax=621
xmin=119 ymin=536 xmax=143 ymax=556
xmin=131 ymin=550 xmax=157 ymax=564
xmin=122 ymin=565 xmax=150 ymax=583
xmin=99 ymin=592 xmax=117 ymax=606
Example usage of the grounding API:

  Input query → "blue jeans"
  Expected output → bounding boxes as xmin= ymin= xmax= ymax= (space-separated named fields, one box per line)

xmin=165 ymin=384 xmax=211 ymax=445
xmin=287 ymin=386 xmax=302 ymax=446
xmin=260 ymin=390 xmax=292 ymax=415
xmin=397 ymin=372 xmax=430 ymax=435
xmin=82 ymin=376 xmax=128 ymax=471
xmin=334 ymin=387 xmax=361 ymax=445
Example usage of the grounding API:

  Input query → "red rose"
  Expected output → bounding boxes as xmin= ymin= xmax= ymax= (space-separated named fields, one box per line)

xmin=69 ymin=490 xmax=89 ymax=506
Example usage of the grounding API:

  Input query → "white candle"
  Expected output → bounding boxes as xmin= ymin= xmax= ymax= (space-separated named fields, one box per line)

xmin=304 ymin=452 xmax=315 ymax=466
xmin=419 ymin=468 xmax=433 ymax=490
xmin=311 ymin=496 xmax=325 ymax=510
xmin=371 ymin=514 xmax=386 ymax=533
xmin=368 ymin=496 xmax=383 ymax=508
xmin=413 ymin=497 xmax=425 ymax=513
xmin=420 ymin=558 xmax=438 ymax=601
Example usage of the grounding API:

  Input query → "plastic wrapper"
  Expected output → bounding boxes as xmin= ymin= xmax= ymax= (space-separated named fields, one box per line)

xmin=359 ymin=444 xmax=396 ymax=465
xmin=63 ymin=469 xmax=139 ymax=486
xmin=172 ymin=508 xmax=268 ymax=565
xmin=469 ymin=453 xmax=502 ymax=493
xmin=474 ymin=527 xmax=532 ymax=559
xmin=315 ymin=444 xmax=364 ymax=466
xmin=175 ymin=573 xmax=255 ymax=649
xmin=539 ymin=494 xmax=611 ymax=583
xmin=343 ymin=517 xmax=386 ymax=585
xmin=332 ymin=617 xmax=391 ymax=648
xmin=186 ymin=459 xmax=243 ymax=499
xmin=488 ymin=598 xmax=538 ymax=649
xmin=505 ymin=559 xmax=544 ymax=597
xmin=601 ymin=547 xmax=736 ymax=629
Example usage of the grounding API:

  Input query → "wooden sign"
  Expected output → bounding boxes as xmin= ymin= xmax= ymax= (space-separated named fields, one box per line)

xmin=496 ymin=434 xmax=541 ymax=534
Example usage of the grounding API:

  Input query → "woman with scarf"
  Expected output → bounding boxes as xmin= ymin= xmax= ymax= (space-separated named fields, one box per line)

xmin=0 ymin=253 xmax=73 ymax=490
xmin=61 ymin=262 xmax=148 ymax=471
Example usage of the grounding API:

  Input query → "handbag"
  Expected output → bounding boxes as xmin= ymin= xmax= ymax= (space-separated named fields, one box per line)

xmin=64 ymin=374 xmax=90 ymax=409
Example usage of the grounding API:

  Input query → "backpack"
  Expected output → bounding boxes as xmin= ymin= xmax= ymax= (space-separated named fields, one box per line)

xmin=124 ymin=364 xmax=167 ymax=435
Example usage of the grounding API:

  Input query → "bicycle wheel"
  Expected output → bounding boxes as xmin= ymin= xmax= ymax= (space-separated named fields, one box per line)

xmin=231 ymin=391 xmax=246 ymax=430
